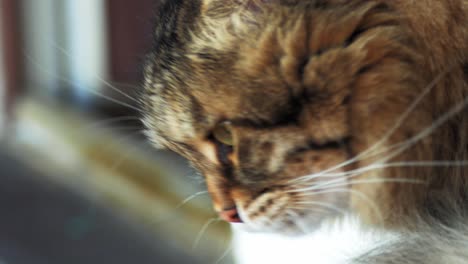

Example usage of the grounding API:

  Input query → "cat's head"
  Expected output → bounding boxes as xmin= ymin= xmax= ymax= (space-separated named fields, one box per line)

xmin=141 ymin=0 xmax=433 ymax=235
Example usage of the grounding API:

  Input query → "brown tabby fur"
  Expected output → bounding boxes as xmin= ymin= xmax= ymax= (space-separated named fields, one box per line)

xmin=142 ymin=0 xmax=468 ymax=237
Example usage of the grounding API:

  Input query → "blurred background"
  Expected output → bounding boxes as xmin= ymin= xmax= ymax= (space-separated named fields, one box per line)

xmin=0 ymin=0 xmax=234 ymax=263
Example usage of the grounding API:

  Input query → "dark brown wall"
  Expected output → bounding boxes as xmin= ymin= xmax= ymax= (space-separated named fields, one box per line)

xmin=106 ymin=0 xmax=157 ymax=85
xmin=1 ymin=0 xmax=22 ymax=114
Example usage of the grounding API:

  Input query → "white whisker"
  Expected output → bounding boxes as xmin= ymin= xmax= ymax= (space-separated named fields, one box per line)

xmin=295 ymin=188 xmax=384 ymax=224
xmin=193 ymin=217 xmax=221 ymax=250
xmin=293 ymin=90 xmax=468 ymax=184
xmin=111 ymin=81 xmax=141 ymax=90
xmin=290 ymin=69 xmax=451 ymax=183
xmin=371 ymin=95 xmax=468 ymax=165
xmin=295 ymin=201 xmax=347 ymax=215
xmin=294 ymin=178 xmax=425 ymax=193
xmin=310 ymin=160 xmax=468 ymax=178
xmin=93 ymin=130 xmax=146 ymax=170
xmin=23 ymin=52 xmax=142 ymax=112
xmin=214 ymin=239 xmax=233 ymax=264
xmin=325 ymin=178 xmax=425 ymax=190
xmin=83 ymin=116 xmax=141 ymax=130
xmin=176 ymin=191 xmax=210 ymax=209
xmin=286 ymin=210 xmax=312 ymax=234
xmin=50 ymin=41 xmax=141 ymax=105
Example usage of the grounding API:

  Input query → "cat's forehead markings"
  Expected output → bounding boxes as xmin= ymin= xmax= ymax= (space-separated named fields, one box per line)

xmin=201 ymin=0 xmax=215 ymax=12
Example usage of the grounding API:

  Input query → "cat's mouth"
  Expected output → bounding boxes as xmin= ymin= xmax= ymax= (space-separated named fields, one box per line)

xmin=212 ymin=157 xmax=350 ymax=236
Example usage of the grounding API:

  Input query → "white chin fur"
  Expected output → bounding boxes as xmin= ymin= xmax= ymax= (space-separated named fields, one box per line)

xmin=232 ymin=215 xmax=397 ymax=264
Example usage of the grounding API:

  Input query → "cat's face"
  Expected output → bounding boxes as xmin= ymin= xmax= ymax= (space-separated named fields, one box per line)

xmin=142 ymin=0 xmax=432 ymax=235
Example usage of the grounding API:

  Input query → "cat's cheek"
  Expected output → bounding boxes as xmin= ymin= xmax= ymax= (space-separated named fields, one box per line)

xmin=230 ymin=186 xmax=348 ymax=235
xmin=219 ymin=147 xmax=353 ymax=234
xmin=232 ymin=189 xmax=298 ymax=234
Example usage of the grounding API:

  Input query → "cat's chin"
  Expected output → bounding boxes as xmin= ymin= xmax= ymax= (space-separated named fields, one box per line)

xmin=236 ymin=225 xmax=319 ymax=237
xmin=235 ymin=210 xmax=342 ymax=237
xmin=232 ymin=182 xmax=350 ymax=236
xmin=235 ymin=225 xmax=305 ymax=237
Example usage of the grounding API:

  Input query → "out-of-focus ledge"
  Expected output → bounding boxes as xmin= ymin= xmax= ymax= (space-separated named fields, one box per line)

xmin=7 ymin=97 xmax=233 ymax=263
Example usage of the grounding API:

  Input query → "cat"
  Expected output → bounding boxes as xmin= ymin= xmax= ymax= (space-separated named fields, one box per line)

xmin=140 ymin=0 xmax=468 ymax=263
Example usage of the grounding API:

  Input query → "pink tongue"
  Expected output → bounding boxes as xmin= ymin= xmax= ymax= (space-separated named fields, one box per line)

xmin=219 ymin=208 xmax=243 ymax=223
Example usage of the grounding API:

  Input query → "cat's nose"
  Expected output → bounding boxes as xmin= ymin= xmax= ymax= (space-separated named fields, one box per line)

xmin=218 ymin=207 xmax=243 ymax=223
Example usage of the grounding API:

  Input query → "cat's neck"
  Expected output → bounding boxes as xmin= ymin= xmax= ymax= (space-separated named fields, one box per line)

xmin=232 ymin=215 xmax=396 ymax=264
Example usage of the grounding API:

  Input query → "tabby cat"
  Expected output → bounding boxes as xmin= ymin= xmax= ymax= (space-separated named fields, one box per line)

xmin=141 ymin=0 xmax=468 ymax=263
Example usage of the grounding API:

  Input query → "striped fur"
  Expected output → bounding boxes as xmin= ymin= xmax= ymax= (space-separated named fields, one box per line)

xmin=141 ymin=0 xmax=468 ymax=262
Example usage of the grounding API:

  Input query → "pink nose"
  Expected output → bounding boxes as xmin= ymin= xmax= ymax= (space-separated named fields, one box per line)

xmin=219 ymin=208 xmax=243 ymax=223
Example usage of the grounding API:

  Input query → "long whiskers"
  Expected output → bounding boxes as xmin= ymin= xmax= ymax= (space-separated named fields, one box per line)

xmin=87 ymin=129 xmax=146 ymax=170
xmin=176 ymin=191 xmax=210 ymax=209
xmin=290 ymin=69 xmax=452 ymax=183
xmin=50 ymin=41 xmax=142 ymax=105
xmin=193 ymin=217 xmax=222 ymax=250
xmin=293 ymin=72 xmax=468 ymax=185
xmin=285 ymin=209 xmax=317 ymax=234
xmin=23 ymin=52 xmax=142 ymax=113
xmin=110 ymin=81 xmax=142 ymax=90
xmin=305 ymin=160 xmax=468 ymax=179
xmin=368 ymin=94 xmax=468 ymax=165
xmin=83 ymin=116 xmax=141 ymax=130
xmin=349 ymin=67 xmax=452 ymax=161
xmin=291 ymin=176 xmax=425 ymax=197
xmin=295 ymin=201 xmax=348 ymax=216
xmin=214 ymin=239 xmax=233 ymax=264
xmin=293 ymin=188 xmax=384 ymax=224
xmin=315 ymin=178 xmax=425 ymax=192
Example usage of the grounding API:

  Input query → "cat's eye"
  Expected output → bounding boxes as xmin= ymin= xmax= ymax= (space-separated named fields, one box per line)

xmin=213 ymin=122 xmax=234 ymax=146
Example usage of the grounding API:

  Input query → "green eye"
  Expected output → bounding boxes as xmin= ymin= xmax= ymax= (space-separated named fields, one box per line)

xmin=213 ymin=122 xmax=234 ymax=146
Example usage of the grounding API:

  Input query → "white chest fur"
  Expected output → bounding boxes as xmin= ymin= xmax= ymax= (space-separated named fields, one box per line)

xmin=232 ymin=216 xmax=396 ymax=264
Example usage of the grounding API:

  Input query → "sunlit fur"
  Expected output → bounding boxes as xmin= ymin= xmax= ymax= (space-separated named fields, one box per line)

xmin=141 ymin=0 xmax=468 ymax=262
